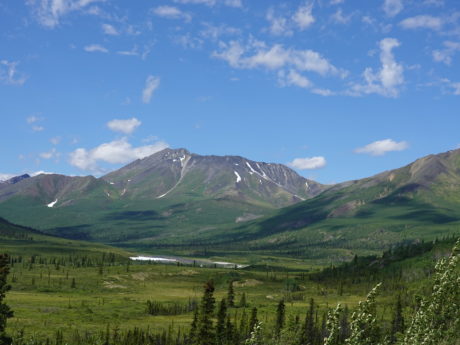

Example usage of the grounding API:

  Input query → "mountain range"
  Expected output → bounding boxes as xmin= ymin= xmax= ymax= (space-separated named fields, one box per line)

xmin=1 ymin=147 xmax=459 ymax=259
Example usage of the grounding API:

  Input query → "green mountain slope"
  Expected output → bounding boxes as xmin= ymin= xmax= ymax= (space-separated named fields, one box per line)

xmin=211 ymin=149 xmax=460 ymax=259
xmin=0 ymin=216 xmax=130 ymax=257
xmin=0 ymin=148 xmax=326 ymax=243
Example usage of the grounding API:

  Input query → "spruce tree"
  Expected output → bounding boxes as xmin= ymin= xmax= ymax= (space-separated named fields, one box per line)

xmin=197 ymin=280 xmax=216 ymax=345
xmin=0 ymin=254 xmax=13 ymax=345
xmin=275 ymin=299 xmax=285 ymax=338
xmin=301 ymin=298 xmax=316 ymax=345
xmin=390 ymin=295 xmax=404 ymax=344
xmin=216 ymin=299 xmax=227 ymax=345
xmin=248 ymin=307 xmax=258 ymax=334
xmin=227 ymin=281 xmax=235 ymax=308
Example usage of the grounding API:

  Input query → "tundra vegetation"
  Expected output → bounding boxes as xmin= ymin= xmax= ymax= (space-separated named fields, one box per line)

xmin=0 ymin=233 xmax=458 ymax=345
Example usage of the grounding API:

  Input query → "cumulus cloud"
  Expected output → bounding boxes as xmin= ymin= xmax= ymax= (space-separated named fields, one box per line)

xmin=278 ymin=69 xmax=312 ymax=88
xmin=432 ymin=41 xmax=460 ymax=65
xmin=102 ymin=23 xmax=118 ymax=35
xmin=69 ymin=138 xmax=169 ymax=172
xmin=174 ymin=0 xmax=242 ymax=6
xmin=288 ymin=156 xmax=326 ymax=170
xmin=152 ymin=6 xmax=191 ymax=22
xmin=0 ymin=60 xmax=27 ymax=85
xmin=293 ymin=2 xmax=315 ymax=30
xmin=265 ymin=2 xmax=314 ymax=36
xmin=142 ymin=75 xmax=160 ymax=104
xmin=355 ymin=139 xmax=408 ymax=156
xmin=213 ymin=41 xmax=346 ymax=77
xmin=349 ymin=38 xmax=404 ymax=97
xmin=331 ymin=9 xmax=352 ymax=24
xmin=107 ymin=117 xmax=141 ymax=134
xmin=26 ymin=115 xmax=45 ymax=131
xmin=27 ymin=0 xmax=103 ymax=28
xmin=40 ymin=148 xmax=60 ymax=160
xmin=266 ymin=8 xmax=292 ymax=36
xmin=382 ymin=0 xmax=403 ymax=17
xmin=399 ymin=15 xmax=443 ymax=30
xmin=84 ymin=44 xmax=108 ymax=53
xmin=0 ymin=173 xmax=16 ymax=182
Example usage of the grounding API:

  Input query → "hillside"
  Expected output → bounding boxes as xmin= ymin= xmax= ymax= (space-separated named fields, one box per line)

xmin=209 ymin=149 xmax=460 ymax=259
xmin=0 ymin=216 xmax=129 ymax=258
xmin=0 ymin=148 xmax=326 ymax=243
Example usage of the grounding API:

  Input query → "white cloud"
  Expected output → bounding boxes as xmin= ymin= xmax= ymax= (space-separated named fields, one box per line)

xmin=107 ymin=117 xmax=141 ymax=134
xmin=293 ymin=2 xmax=315 ymax=30
xmin=213 ymin=41 xmax=346 ymax=77
xmin=84 ymin=44 xmax=108 ymax=53
xmin=440 ymin=78 xmax=460 ymax=95
xmin=102 ymin=23 xmax=118 ymax=35
xmin=40 ymin=148 xmax=60 ymax=160
xmin=173 ymin=0 xmax=242 ymax=7
xmin=27 ymin=116 xmax=40 ymax=124
xmin=0 ymin=60 xmax=27 ymax=85
xmin=355 ymin=139 xmax=408 ymax=156
xmin=383 ymin=0 xmax=403 ymax=17
xmin=27 ymin=0 xmax=103 ymax=28
xmin=266 ymin=8 xmax=292 ymax=36
xmin=278 ymin=69 xmax=312 ymax=88
xmin=330 ymin=0 xmax=344 ymax=4
xmin=288 ymin=156 xmax=326 ymax=170
xmin=349 ymin=38 xmax=404 ymax=97
xmin=0 ymin=173 xmax=16 ymax=182
xmin=432 ymin=41 xmax=460 ymax=65
xmin=152 ymin=6 xmax=191 ymax=22
xmin=27 ymin=115 xmax=45 ymax=131
xmin=32 ymin=126 xmax=44 ymax=132
xmin=331 ymin=9 xmax=352 ymax=24
xmin=50 ymin=136 xmax=61 ymax=145
xmin=142 ymin=75 xmax=160 ymax=104
xmin=399 ymin=15 xmax=443 ymax=30
xmin=69 ymin=138 xmax=169 ymax=172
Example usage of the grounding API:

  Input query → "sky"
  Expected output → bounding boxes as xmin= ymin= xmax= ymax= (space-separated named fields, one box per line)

xmin=0 ymin=0 xmax=459 ymax=184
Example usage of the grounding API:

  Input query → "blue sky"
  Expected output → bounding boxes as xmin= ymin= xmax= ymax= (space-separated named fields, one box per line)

xmin=0 ymin=0 xmax=459 ymax=184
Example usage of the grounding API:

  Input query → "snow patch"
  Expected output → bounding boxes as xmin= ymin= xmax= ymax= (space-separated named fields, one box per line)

xmin=246 ymin=162 xmax=257 ymax=175
xmin=305 ymin=181 xmax=309 ymax=189
xmin=47 ymin=199 xmax=58 ymax=208
xmin=234 ymin=171 xmax=242 ymax=183
xmin=130 ymin=256 xmax=177 ymax=262
xmin=109 ymin=182 xmax=115 ymax=185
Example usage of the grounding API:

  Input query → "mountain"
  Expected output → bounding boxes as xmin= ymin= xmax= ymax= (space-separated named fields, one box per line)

xmin=0 ymin=148 xmax=326 ymax=244
xmin=220 ymin=148 xmax=460 ymax=259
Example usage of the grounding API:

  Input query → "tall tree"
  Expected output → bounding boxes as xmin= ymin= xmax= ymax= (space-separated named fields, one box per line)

xmin=197 ymin=280 xmax=216 ymax=345
xmin=227 ymin=281 xmax=235 ymax=308
xmin=390 ymin=295 xmax=404 ymax=344
xmin=275 ymin=299 xmax=285 ymax=338
xmin=216 ymin=299 xmax=227 ymax=345
xmin=301 ymin=298 xmax=316 ymax=345
xmin=248 ymin=307 xmax=258 ymax=334
xmin=0 ymin=254 xmax=13 ymax=345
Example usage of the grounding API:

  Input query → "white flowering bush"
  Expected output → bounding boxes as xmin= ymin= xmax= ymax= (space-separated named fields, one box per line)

xmin=401 ymin=239 xmax=459 ymax=345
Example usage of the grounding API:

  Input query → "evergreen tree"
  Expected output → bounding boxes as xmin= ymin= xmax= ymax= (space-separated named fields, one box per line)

xmin=301 ymin=298 xmax=316 ymax=345
xmin=216 ymin=299 xmax=227 ymax=345
xmin=248 ymin=307 xmax=258 ymax=334
xmin=239 ymin=293 xmax=247 ymax=308
xmin=0 ymin=254 xmax=13 ymax=345
xmin=189 ymin=309 xmax=198 ymax=345
xmin=275 ymin=299 xmax=285 ymax=338
xmin=197 ymin=280 xmax=216 ymax=345
xmin=390 ymin=295 xmax=404 ymax=344
xmin=227 ymin=281 xmax=235 ymax=308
